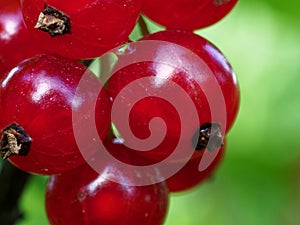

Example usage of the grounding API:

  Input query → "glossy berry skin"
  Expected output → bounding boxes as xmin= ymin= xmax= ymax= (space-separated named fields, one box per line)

xmin=108 ymin=30 xmax=239 ymax=161
xmin=0 ymin=0 xmax=43 ymax=77
xmin=20 ymin=0 xmax=142 ymax=59
xmin=142 ymin=0 xmax=238 ymax=30
xmin=0 ymin=54 xmax=111 ymax=175
xmin=166 ymin=141 xmax=225 ymax=192
xmin=103 ymin=131 xmax=225 ymax=193
xmin=45 ymin=161 xmax=169 ymax=225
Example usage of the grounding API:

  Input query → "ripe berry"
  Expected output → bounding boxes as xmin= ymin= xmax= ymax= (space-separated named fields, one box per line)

xmin=0 ymin=54 xmax=111 ymax=175
xmin=141 ymin=30 xmax=240 ymax=133
xmin=166 ymin=140 xmax=225 ymax=192
xmin=108 ymin=30 xmax=239 ymax=162
xmin=45 ymin=161 xmax=169 ymax=225
xmin=20 ymin=0 xmax=142 ymax=59
xmin=0 ymin=0 xmax=43 ymax=77
xmin=142 ymin=0 xmax=238 ymax=30
xmin=100 ymin=126 xmax=225 ymax=192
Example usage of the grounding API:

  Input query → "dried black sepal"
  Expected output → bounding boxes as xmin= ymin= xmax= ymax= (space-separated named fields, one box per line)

xmin=0 ymin=123 xmax=32 ymax=160
xmin=35 ymin=4 xmax=71 ymax=37
xmin=192 ymin=122 xmax=223 ymax=152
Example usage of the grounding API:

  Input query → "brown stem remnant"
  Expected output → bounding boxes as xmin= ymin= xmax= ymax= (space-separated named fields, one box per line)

xmin=194 ymin=122 xmax=223 ymax=152
xmin=35 ymin=4 xmax=71 ymax=37
xmin=0 ymin=123 xmax=31 ymax=160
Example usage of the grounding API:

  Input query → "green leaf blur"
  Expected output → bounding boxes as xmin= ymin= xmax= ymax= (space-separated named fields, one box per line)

xmin=16 ymin=0 xmax=300 ymax=224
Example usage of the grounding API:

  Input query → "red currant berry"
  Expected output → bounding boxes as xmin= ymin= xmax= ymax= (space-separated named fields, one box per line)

xmin=142 ymin=30 xmax=240 ymax=132
xmin=20 ymin=0 xmax=142 ymax=59
xmin=108 ymin=30 xmax=239 ymax=161
xmin=0 ymin=0 xmax=43 ymax=77
xmin=166 ymin=139 xmax=225 ymax=192
xmin=46 ymin=162 xmax=169 ymax=225
xmin=0 ymin=54 xmax=111 ymax=175
xmin=142 ymin=0 xmax=238 ymax=30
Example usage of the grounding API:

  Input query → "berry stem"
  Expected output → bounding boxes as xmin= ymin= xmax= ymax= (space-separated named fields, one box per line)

xmin=0 ymin=160 xmax=31 ymax=225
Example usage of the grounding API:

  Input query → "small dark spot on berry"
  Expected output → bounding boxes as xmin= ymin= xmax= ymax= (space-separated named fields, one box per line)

xmin=214 ymin=0 xmax=230 ymax=6
xmin=192 ymin=122 xmax=223 ymax=152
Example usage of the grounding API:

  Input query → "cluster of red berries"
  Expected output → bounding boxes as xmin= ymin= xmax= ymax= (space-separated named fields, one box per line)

xmin=0 ymin=0 xmax=240 ymax=224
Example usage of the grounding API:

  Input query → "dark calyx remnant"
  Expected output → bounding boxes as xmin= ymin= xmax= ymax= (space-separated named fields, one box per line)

xmin=214 ymin=0 xmax=230 ymax=5
xmin=0 ymin=123 xmax=31 ymax=160
xmin=35 ymin=4 xmax=71 ymax=37
xmin=194 ymin=122 xmax=223 ymax=152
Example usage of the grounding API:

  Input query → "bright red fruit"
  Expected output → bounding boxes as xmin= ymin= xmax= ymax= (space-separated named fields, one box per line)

xmin=166 ymin=141 xmax=225 ymax=192
xmin=108 ymin=30 xmax=239 ymax=162
xmin=0 ymin=0 xmax=43 ymax=77
xmin=0 ymin=54 xmax=111 ymax=175
xmin=142 ymin=0 xmax=238 ymax=30
xmin=20 ymin=0 xmax=142 ymax=59
xmin=45 ymin=162 xmax=169 ymax=225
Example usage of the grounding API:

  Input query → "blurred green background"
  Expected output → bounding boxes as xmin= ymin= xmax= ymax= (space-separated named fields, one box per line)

xmin=10 ymin=0 xmax=300 ymax=224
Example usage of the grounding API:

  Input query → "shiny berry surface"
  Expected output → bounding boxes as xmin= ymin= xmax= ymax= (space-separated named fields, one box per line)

xmin=166 ymin=142 xmax=225 ymax=192
xmin=141 ymin=30 xmax=240 ymax=133
xmin=0 ymin=0 xmax=43 ymax=77
xmin=46 ymin=162 xmax=169 ymax=225
xmin=142 ymin=0 xmax=238 ymax=30
xmin=0 ymin=54 xmax=111 ymax=175
xmin=108 ymin=30 xmax=239 ymax=161
xmin=21 ymin=0 xmax=142 ymax=59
